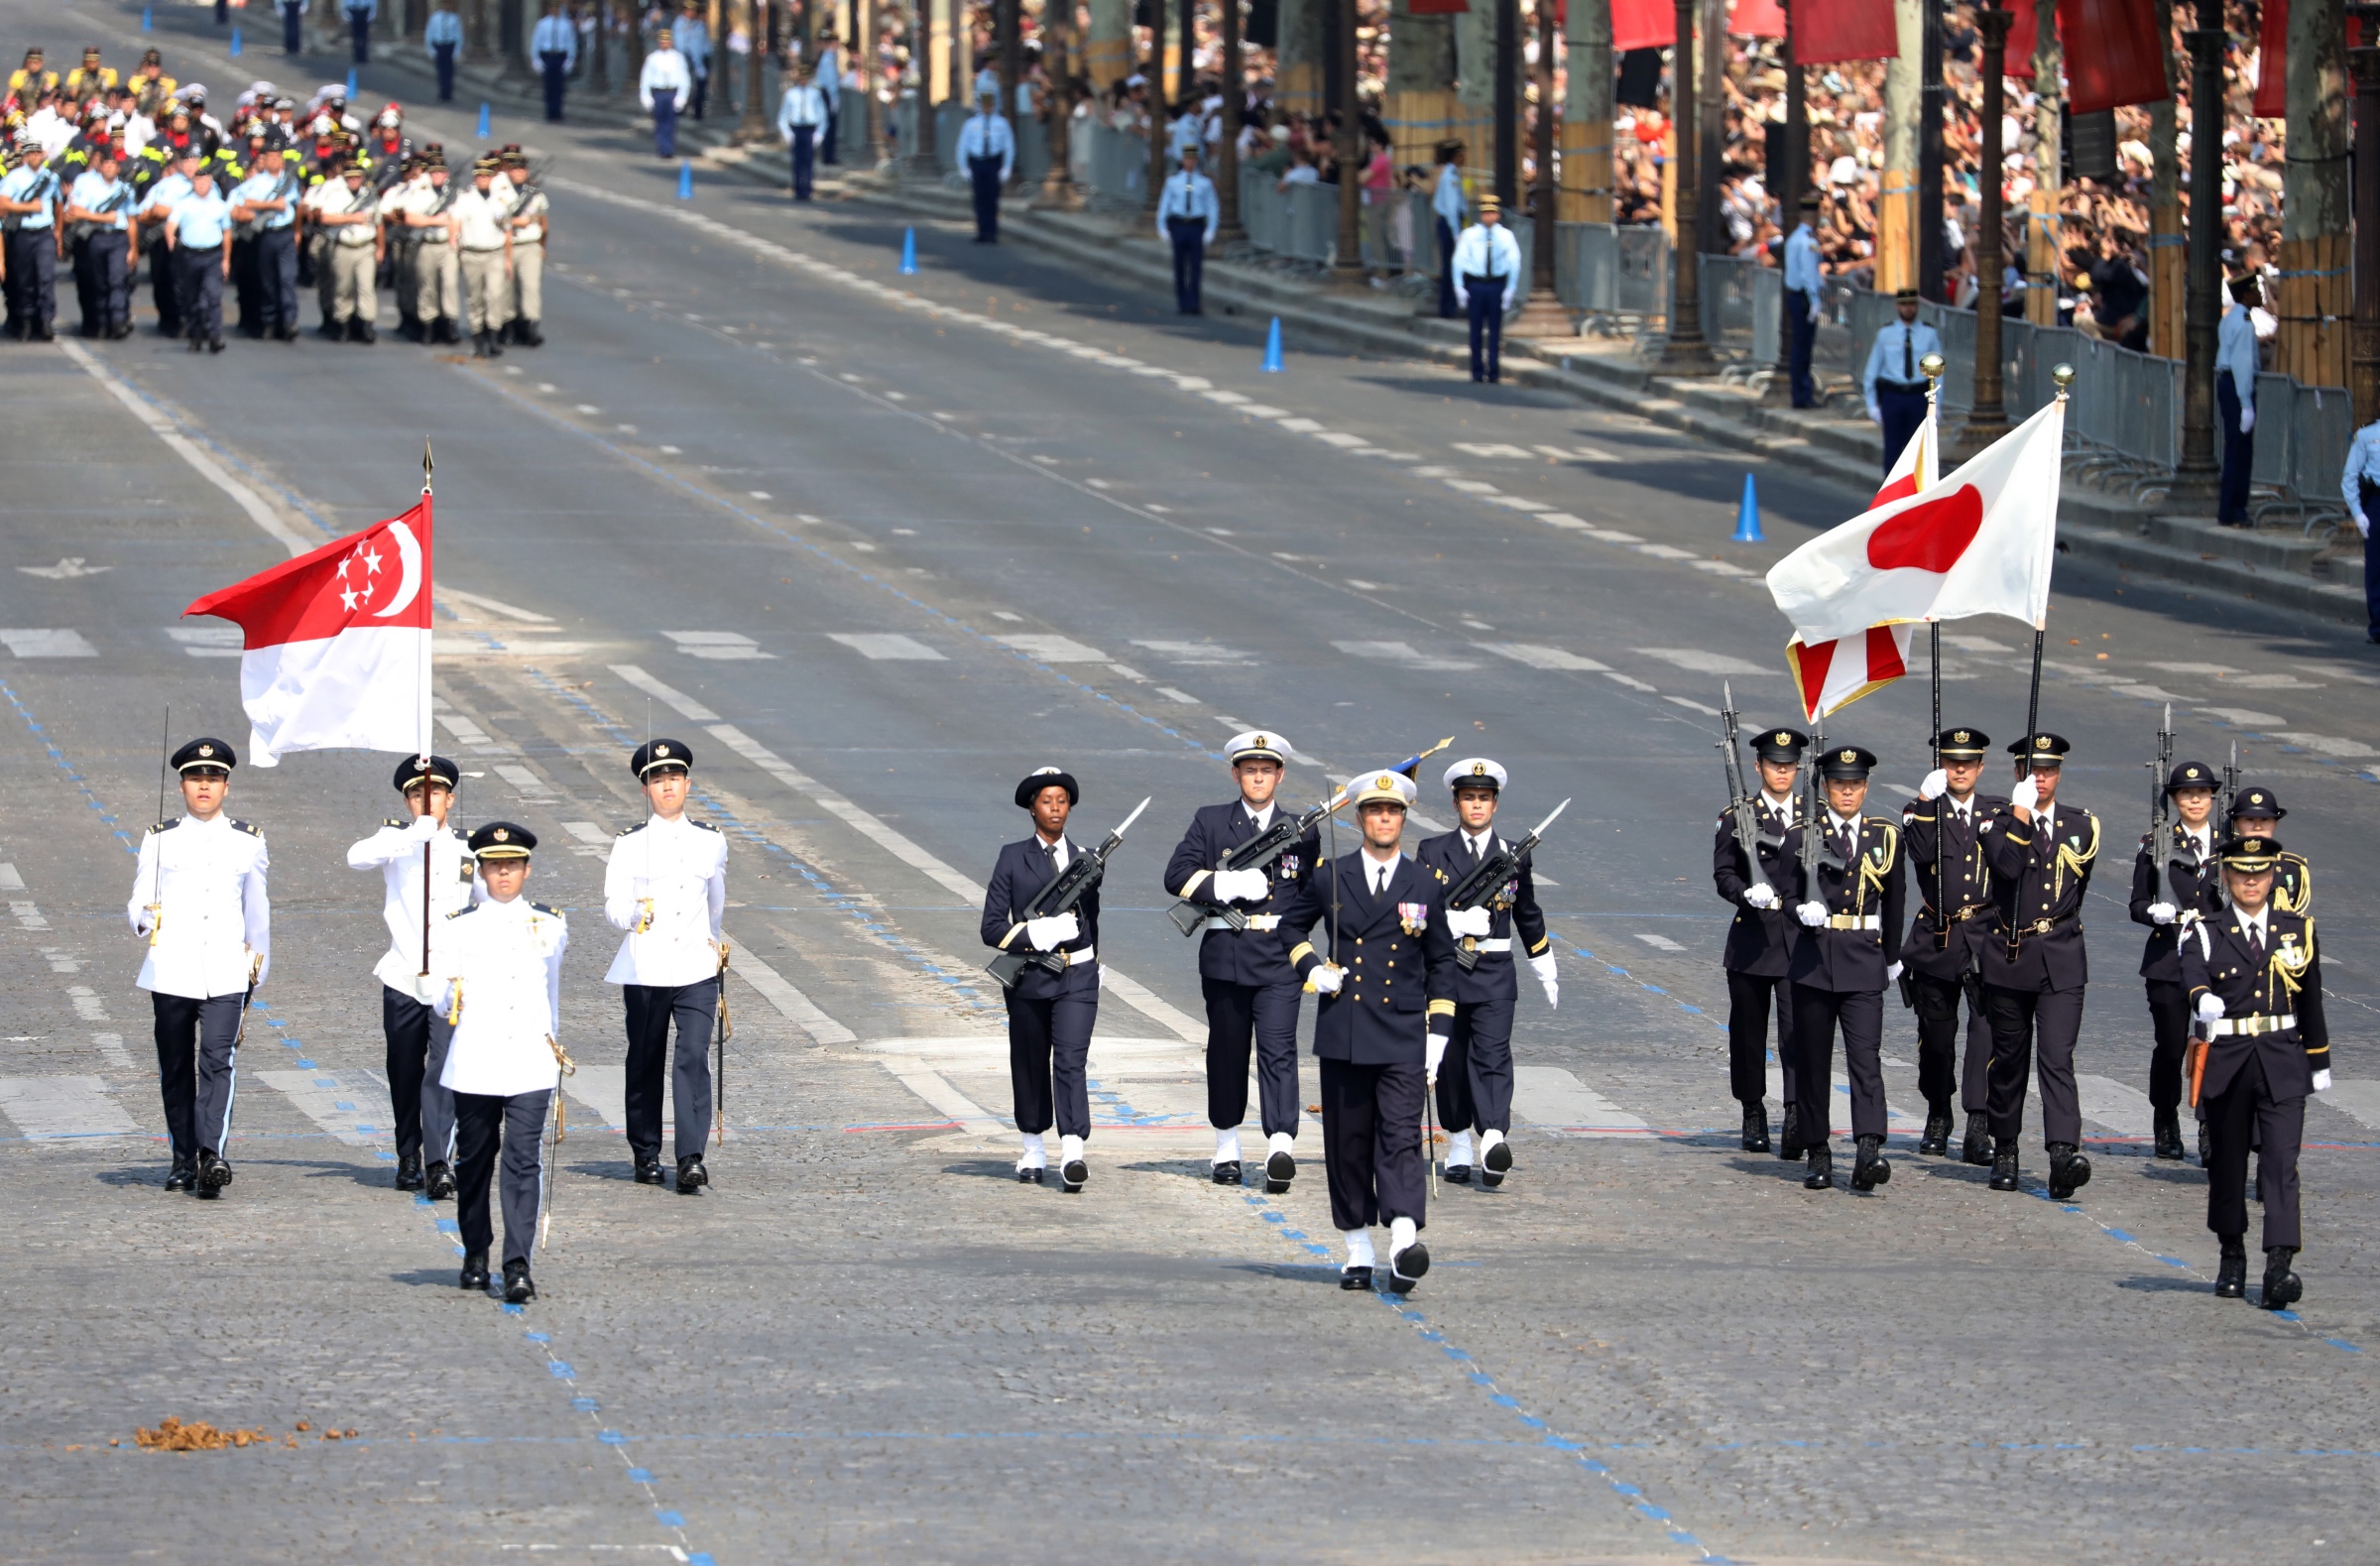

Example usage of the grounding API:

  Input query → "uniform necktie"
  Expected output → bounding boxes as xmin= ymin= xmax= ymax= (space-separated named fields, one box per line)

xmin=1375 ymin=864 xmax=1390 ymax=897
xmin=2245 ymin=920 xmax=2264 ymax=962
xmin=1901 ymin=325 xmax=1913 ymax=381
xmin=1838 ymin=823 xmax=1856 ymax=863
xmin=1469 ymin=836 xmax=1482 ymax=862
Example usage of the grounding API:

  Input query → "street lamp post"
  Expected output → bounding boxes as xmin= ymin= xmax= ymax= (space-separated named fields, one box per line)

xmin=1953 ymin=0 xmax=2014 ymax=458
xmin=1655 ymin=0 xmax=1716 ymax=372
xmin=1511 ymin=0 xmax=1573 ymax=333
xmin=2172 ymin=0 xmax=2226 ymax=493
xmin=1333 ymin=0 xmax=1365 ymax=279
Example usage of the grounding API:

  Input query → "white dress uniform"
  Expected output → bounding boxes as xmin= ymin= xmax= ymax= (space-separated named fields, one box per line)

xmin=603 ymin=739 xmax=728 ymax=1179
xmin=127 ymin=740 xmax=271 ymax=1187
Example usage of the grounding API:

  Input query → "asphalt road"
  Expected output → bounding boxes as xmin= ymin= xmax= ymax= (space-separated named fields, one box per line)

xmin=6 ymin=7 xmax=2380 ymax=1563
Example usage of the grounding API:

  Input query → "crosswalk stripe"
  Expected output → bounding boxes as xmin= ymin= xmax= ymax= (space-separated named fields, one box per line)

xmin=0 ymin=1076 xmax=139 ymax=1139
xmin=1476 ymin=642 xmax=1611 ymax=672
xmin=996 ymin=633 xmax=1107 ymax=663
xmin=561 ymin=1061 xmax=626 ymax=1131
xmin=2320 ymin=1079 xmax=2380 ymax=1132
xmin=1330 ymin=640 xmax=1481 ymax=671
xmin=731 ymin=948 xmax=858 ymax=1043
xmin=2078 ymin=1074 xmax=2156 ymax=1140
xmin=827 ymin=633 xmax=946 ymax=661
xmin=0 ymin=629 xmax=98 ymax=658
xmin=254 ymin=1070 xmax=397 ymax=1146
xmin=665 ymin=630 xmax=772 ymax=661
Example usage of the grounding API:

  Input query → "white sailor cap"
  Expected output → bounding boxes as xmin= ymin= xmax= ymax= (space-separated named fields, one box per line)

xmin=1225 ymin=730 xmax=1289 ymax=766
xmin=1443 ymin=757 xmax=1507 ymax=791
xmin=1351 ymin=769 xmax=1417 ymax=808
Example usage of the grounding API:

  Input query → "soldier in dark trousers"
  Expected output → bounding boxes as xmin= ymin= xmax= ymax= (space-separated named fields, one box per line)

xmin=1164 ymin=732 xmax=1319 ymax=1189
xmin=1418 ymin=758 xmax=1552 ymax=1187
xmin=1713 ymin=724 xmax=1805 ymax=1155
xmin=1278 ymin=768 xmax=1459 ymax=1294
xmin=1782 ymin=744 xmax=1905 ymax=1193
xmin=2185 ymin=832 xmax=2328 ymax=1309
xmin=2129 ymin=758 xmax=2219 ymax=1161
xmin=982 ymin=768 xmax=1104 ymax=1191
xmin=1899 ymin=727 xmax=2007 ymax=1162
xmin=1978 ymin=733 xmax=2101 ymax=1198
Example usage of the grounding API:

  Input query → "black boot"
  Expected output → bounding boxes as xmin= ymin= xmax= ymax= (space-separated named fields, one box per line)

xmin=2214 ymin=1237 xmax=2247 ymax=1299
xmin=164 ymin=1157 xmax=196 ymax=1193
xmin=1803 ymin=1145 xmax=1835 ymax=1190
xmin=1989 ymin=1138 xmax=2021 ymax=1191
xmin=437 ymin=316 xmax=463 ymax=345
xmin=503 ymin=1259 xmax=536 ymax=1304
xmin=395 ymin=1152 xmax=424 ymax=1191
xmin=1740 ymin=1102 xmax=1771 ymax=1153
xmin=2047 ymin=1142 xmax=2092 ymax=1200
xmin=459 ymin=1252 xmax=491 ymax=1291
xmin=634 ymin=1154 xmax=664 ymax=1185
xmin=484 ymin=325 xmax=503 ymax=356
xmin=196 ymin=1150 xmax=234 ymax=1197
xmin=1918 ymin=1107 xmax=1953 ymax=1157
xmin=356 ymin=319 xmax=377 ymax=343
xmin=1779 ymin=1103 xmax=1803 ymax=1161
xmin=518 ymin=319 xmax=543 ymax=346
xmin=2154 ymin=1108 xmax=2186 ymax=1160
xmin=1963 ymin=1115 xmax=1993 ymax=1166
xmin=1850 ymin=1133 xmax=1892 ymax=1191
xmin=2260 ymin=1248 xmax=2303 ymax=1311
xmin=471 ymin=328 xmax=489 ymax=357
xmin=424 ymin=1160 xmax=456 ymax=1200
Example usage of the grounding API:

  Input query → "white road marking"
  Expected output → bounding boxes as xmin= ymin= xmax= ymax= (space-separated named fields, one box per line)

xmin=2195 ymin=707 xmax=2283 ymax=727
xmin=2077 ymin=1074 xmax=2155 ymax=1140
xmin=1632 ymin=933 xmax=1687 ymax=953
xmin=0 ymin=1076 xmax=138 ymax=1140
xmin=1942 ymin=634 xmax=2014 ymax=653
xmin=1156 ymin=686 xmax=1201 ymax=704
xmin=92 ymin=1032 xmax=133 ymax=1069
xmin=2264 ymin=733 xmax=2379 ymax=758
xmin=19 ymin=557 xmax=111 ymax=579
xmin=827 ymin=632 xmax=946 ymax=661
xmin=1330 ymin=640 xmax=1481 ymax=671
xmin=0 ymin=864 xmax=23 ymax=892
xmin=495 ymin=764 xmax=553 ymax=796
xmin=440 ymin=586 xmax=556 ymax=623
xmin=436 ymin=711 xmax=500 ymax=748
xmin=65 ymin=986 xmax=109 ymax=1022
xmin=665 ymin=630 xmax=774 ymax=661
xmin=0 ymin=630 xmax=97 ymax=658
xmin=1452 ymin=442 xmax=1533 ymax=458
xmin=1665 ymin=695 xmax=1725 ymax=715
xmin=2320 ymin=1079 xmax=2380 ymax=1132
xmin=1535 ymin=443 xmax=1621 ymax=461
xmin=996 ymin=634 xmax=1107 ymax=663
xmin=727 ymin=947 xmax=857 ymax=1044
xmin=561 ymin=1060 xmax=626 ymax=1130
xmin=1478 ymin=642 xmax=1612 ymax=672
xmin=256 ymin=1070 xmax=398 ymax=1146
xmin=1132 ymin=640 xmax=1256 ymax=664
xmin=611 ymin=663 xmax=721 ymax=722
xmin=1636 ymin=648 xmax=1772 ymax=676
xmin=168 ymin=627 xmax=244 ymax=657
xmin=11 ymin=901 xmax=51 ymax=930
xmin=1603 ymin=672 xmax=1659 ymax=691
xmin=1513 ymin=1066 xmax=1651 ymax=1135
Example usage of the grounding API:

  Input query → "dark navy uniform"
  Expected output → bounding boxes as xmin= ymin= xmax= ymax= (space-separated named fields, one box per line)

xmin=982 ymin=769 xmax=1102 ymax=1188
xmin=1978 ymin=732 xmax=2100 ymax=1197
xmin=1162 ymin=731 xmax=1318 ymax=1185
xmin=1780 ymin=744 xmax=1906 ymax=1192
xmin=1898 ymin=726 xmax=2005 ymax=1160
xmin=2198 ymin=783 xmax=2310 ymax=919
xmin=2128 ymin=759 xmax=2219 ymax=1156
xmin=1714 ymin=724 xmax=1806 ymax=1152
xmin=2183 ymin=834 xmax=2327 ymax=1308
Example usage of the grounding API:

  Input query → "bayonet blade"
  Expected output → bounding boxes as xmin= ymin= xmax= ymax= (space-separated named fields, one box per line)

xmin=1112 ymin=796 xmax=1151 ymax=838
xmin=1528 ymin=797 xmax=1572 ymax=841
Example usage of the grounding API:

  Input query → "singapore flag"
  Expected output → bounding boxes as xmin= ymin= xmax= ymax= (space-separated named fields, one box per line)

xmin=183 ymin=497 xmax=434 ymax=766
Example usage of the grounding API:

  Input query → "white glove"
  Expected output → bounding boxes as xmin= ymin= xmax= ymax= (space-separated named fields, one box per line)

xmin=407 ymin=811 xmax=442 ymax=840
xmin=1918 ymin=768 xmax=1947 ymax=802
xmin=1024 ymin=912 xmax=1080 ymax=951
xmin=1796 ymin=901 xmax=1829 ymax=928
xmin=1209 ymin=867 xmax=1268 ymax=903
xmin=2357 ymin=512 xmax=2372 ymax=541
xmin=2239 ymin=405 xmax=2255 ymax=433
xmin=1530 ymin=953 xmax=1558 ymax=1009
xmin=1447 ymin=904 xmax=1493 ymax=938
xmin=1425 ymin=1032 xmax=1449 ymax=1082
xmin=1743 ymin=883 xmax=1779 ymax=909
xmin=1886 ymin=960 xmax=1904 ymax=983
xmin=2197 ymin=992 xmax=2225 ymax=1024
xmin=2314 ymin=1068 xmax=2332 ymax=1093
xmin=1808 ymin=300 xmax=1823 ymax=324
xmin=1865 ymin=404 xmax=1882 ymax=424
xmin=2148 ymin=902 xmax=2177 ymax=926
xmin=2010 ymin=776 xmax=2040 ymax=812
xmin=1309 ymin=963 xmax=1344 ymax=995
xmin=412 ymin=973 xmax=445 ymax=1007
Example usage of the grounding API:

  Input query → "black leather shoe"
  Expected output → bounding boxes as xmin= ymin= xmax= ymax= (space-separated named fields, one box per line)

xmin=1741 ymin=1103 xmax=1771 ymax=1153
xmin=675 ymin=1156 xmax=708 ymax=1193
xmin=2154 ymin=1109 xmax=2186 ymax=1160
xmin=460 ymin=1252 xmax=491 ymax=1291
xmin=1918 ymin=1110 xmax=1952 ymax=1157
xmin=1015 ymin=1164 xmax=1043 ymax=1184
xmin=1210 ymin=1160 xmax=1241 ymax=1186
xmin=503 ymin=1260 xmax=536 ymax=1304
xmin=1803 ymin=1147 xmax=1835 ymax=1190
xmin=2047 ymin=1142 xmax=2091 ymax=1200
xmin=1850 ymin=1134 xmax=1891 ymax=1191
xmin=1265 ymin=1148 xmax=1295 ymax=1193
xmin=2214 ymin=1237 xmax=2247 ymax=1298
xmin=1443 ymin=1163 xmax=1473 ymax=1185
xmin=164 ymin=1159 xmax=196 ymax=1193
xmin=1061 ymin=1157 xmax=1088 ymax=1192
xmin=471 ymin=329 xmax=489 ymax=357
xmin=1386 ymin=1242 xmax=1429 ymax=1293
xmin=425 ymin=1160 xmax=456 ymax=1200
xmin=1339 ymin=1265 xmax=1372 ymax=1291
xmin=1963 ymin=1116 xmax=1993 ymax=1166
xmin=208 ymin=336 xmax=225 ymax=353
xmin=2260 ymin=1248 xmax=2302 ymax=1310
xmin=1990 ymin=1139 xmax=2021 ymax=1191
xmin=634 ymin=1156 xmax=664 ymax=1186
xmin=395 ymin=1153 xmax=424 ymax=1191
xmin=197 ymin=1151 xmax=233 ymax=1196
xmin=1482 ymin=1138 xmax=1512 ymax=1188
xmin=1779 ymin=1105 xmax=1804 ymax=1161
xmin=519 ymin=321 xmax=543 ymax=346
xmin=356 ymin=320 xmax=377 ymax=343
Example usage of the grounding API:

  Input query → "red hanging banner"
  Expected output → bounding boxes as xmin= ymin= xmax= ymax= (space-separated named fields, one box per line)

xmin=2058 ymin=0 xmax=2173 ymax=113
xmin=1796 ymin=0 xmax=1898 ymax=64
xmin=1730 ymin=0 xmax=1786 ymax=38
xmin=1405 ymin=0 xmax=1472 ymax=14
xmin=1611 ymin=0 xmax=1676 ymax=51
xmin=2004 ymin=0 xmax=2039 ymax=80
xmin=2252 ymin=0 xmax=2287 ymax=118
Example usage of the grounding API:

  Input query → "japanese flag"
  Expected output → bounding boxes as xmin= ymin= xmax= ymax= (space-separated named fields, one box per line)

xmin=183 ymin=497 xmax=435 ymax=767
xmin=1781 ymin=400 xmax=1940 ymax=719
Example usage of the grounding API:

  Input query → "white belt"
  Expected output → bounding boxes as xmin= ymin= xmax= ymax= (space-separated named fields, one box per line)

xmin=1064 ymin=944 xmax=1097 ymax=966
xmin=2209 ymin=1014 xmax=2295 ymax=1036
xmin=1465 ymin=937 xmax=1512 ymax=953
xmin=1826 ymin=914 xmax=1882 ymax=931
xmin=1205 ymin=914 xmax=1282 ymax=932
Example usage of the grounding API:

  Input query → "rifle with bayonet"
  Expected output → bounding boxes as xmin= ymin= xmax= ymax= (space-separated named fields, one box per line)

xmin=1445 ymin=797 xmax=1569 ymax=971
xmin=2148 ymin=702 xmax=2177 ymax=897
xmin=1799 ymin=724 xmax=1835 ymax=913
xmin=1165 ymin=737 xmax=1454 ymax=937
xmin=2220 ymin=740 xmax=2238 ymax=826
xmin=987 ymin=797 xmax=1151 ymax=988
xmin=1718 ymin=681 xmax=1775 ymax=903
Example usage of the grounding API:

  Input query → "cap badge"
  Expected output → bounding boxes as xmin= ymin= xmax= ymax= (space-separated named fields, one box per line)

xmin=492 ymin=827 xmax=509 ymax=842
xmin=198 ymin=744 xmax=214 ymax=757
xmin=1839 ymin=749 xmax=1854 ymax=763
xmin=1374 ymin=774 xmax=1394 ymax=789
xmin=1471 ymin=762 xmax=1488 ymax=776
xmin=655 ymin=743 xmax=670 ymax=758
xmin=1251 ymin=735 xmax=1267 ymax=750
xmin=2036 ymin=736 xmax=2052 ymax=750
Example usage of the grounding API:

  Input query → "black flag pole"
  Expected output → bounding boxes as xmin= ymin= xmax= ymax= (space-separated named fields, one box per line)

xmin=418 ymin=440 xmax=436 ymax=980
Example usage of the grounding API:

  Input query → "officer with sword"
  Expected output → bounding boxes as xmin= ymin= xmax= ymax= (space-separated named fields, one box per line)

xmin=1413 ymin=759 xmax=1561 ymax=1188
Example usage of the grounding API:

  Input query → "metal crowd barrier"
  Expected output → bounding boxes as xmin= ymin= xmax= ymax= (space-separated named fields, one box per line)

xmin=1084 ymin=121 xmax=1148 ymax=212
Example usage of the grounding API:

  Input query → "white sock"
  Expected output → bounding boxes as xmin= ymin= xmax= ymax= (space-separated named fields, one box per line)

xmin=1017 ymin=1132 xmax=1045 ymax=1169
xmin=1214 ymin=1127 xmax=1242 ymax=1165
xmin=1388 ymin=1216 xmax=1418 ymax=1256
xmin=1481 ymin=1128 xmax=1506 ymax=1156
xmin=1446 ymin=1129 xmax=1476 ymax=1166
xmin=1059 ymin=1134 xmax=1085 ymax=1165
xmin=1267 ymin=1131 xmax=1295 ymax=1157
xmin=1343 ymin=1228 xmax=1374 ymax=1268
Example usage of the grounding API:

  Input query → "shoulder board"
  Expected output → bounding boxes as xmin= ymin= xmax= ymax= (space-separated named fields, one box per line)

xmin=445 ymin=903 xmax=481 ymax=919
xmin=230 ymin=819 xmax=263 ymax=837
xmin=616 ymin=821 xmax=646 ymax=837
xmin=147 ymin=818 xmax=180 ymax=834
xmin=690 ymin=820 xmax=720 ymax=833
xmin=529 ymin=902 xmax=563 ymax=917
xmin=386 ymin=818 xmax=408 ymax=829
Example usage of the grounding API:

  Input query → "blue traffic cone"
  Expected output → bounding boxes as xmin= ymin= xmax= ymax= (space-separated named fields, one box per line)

xmin=229 ymin=27 xmax=242 ymax=55
xmin=1260 ymin=316 xmax=1284 ymax=373
xmin=677 ymin=160 xmax=694 ymax=198
xmin=345 ymin=66 xmax=358 ymax=98
xmin=142 ymin=4 xmax=153 ymax=30
xmin=477 ymin=102 xmax=491 ymax=137
xmin=1732 ymin=472 xmax=1764 ymax=543
xmin=899 ymin=226 xmax=917 ymax=276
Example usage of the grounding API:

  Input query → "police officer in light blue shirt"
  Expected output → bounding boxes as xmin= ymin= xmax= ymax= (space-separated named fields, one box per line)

xmin=956 ymin=92 xmax=1015 ymax=243
xmin=1782 ymin=190 xmax=1824 ymax=408
xmin=167 ymin=170 xmax=235 ymax=352
xmin=2338 ymin=418 xmax=2380 ymax=645
xmin=230 ymin=146 xmax=301 ymax=340
xmin=2216 ymin=275 xmax=2261 ymax=527
xmin=139 ymin=149 xmax=200 ymax=339
xmin=425 ymin=2 xmax=465 ymax=100
xmin=1451 ymin=194 xmax=1522 ymax=384
xmin=0 ymin=136 xmax=61 ymax=341
xmin=1156 ymin=146 xmax=1219 ymax=315
xmin=673 ymin=1 xmax=712 ymax=119
xmin=1861 ymin=287 xmax=1943 ymax=476
xmin=346 ymin=0 xmax=379 ymax=63
xmin=65 ymin=147 xmax=137 ymax=338
xmin=777 ymin=65 xmax=827 ymax=200
xmin=1431 ymin=140 xmax=1467 ymax=319
xmin=532 ymin=2 xmax=577 ymax=122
